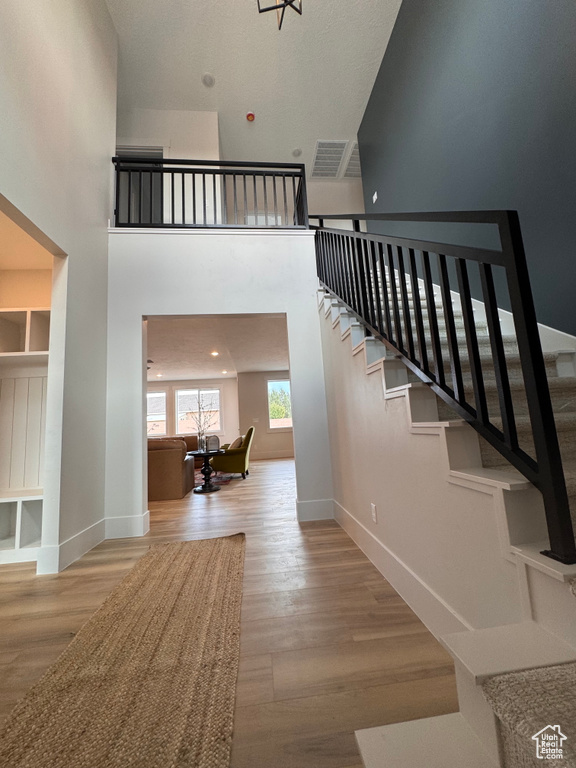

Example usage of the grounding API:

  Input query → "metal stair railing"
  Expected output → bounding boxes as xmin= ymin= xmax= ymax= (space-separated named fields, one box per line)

xmin=112 ymin=157 xmax=308 ymax=228
xmin=311 ymin=211 xmax=576 ymax=565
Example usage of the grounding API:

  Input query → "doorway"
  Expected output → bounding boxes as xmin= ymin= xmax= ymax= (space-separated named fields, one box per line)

xmin=0 ymin=197 xmax=64 ymax=568
xmin=144 ymin=313 xmax=294 ymax=503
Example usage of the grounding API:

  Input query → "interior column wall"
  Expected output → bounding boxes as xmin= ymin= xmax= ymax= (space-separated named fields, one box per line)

xmin=106 ymin=230 xmax=333 ymax=531
xmin=0 ymin=0 xmax=118 ymax=572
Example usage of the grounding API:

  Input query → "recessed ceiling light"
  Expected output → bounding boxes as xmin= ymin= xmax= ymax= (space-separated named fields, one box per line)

xmin=292 ymin=148 xmax=302 ymax=157
xmin=222 ymin=370 xmax=228 ymax=374
xmin=211 ymin=351 xmax=219 ymax=356
xmin=201 ymin=73 xmax=215 ymax=88
xmin=156 ymin=373 xmax=163 ymax=377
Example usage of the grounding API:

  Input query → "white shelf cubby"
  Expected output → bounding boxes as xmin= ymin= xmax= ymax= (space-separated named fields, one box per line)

xmin=0 ymin=308 xmax=50 ymax=358
xmin=0 ymin=492 xmax=43 ymax=564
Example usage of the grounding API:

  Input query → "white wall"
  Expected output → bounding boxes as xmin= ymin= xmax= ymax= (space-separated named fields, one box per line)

xmin=238 ymin=371 xmax=294 ymax=460
xmin=147 ymin=377 xmax=240 ymax=447
xmin=320 ymin=306 xmax=523 ymax=633
xmin=116 ymin=108 xmax=222 ymax=225
xmin=0 ymin=271 xmax=52 ymax=308
xmin=106 ymin=229 xmax=333 ymax=529
xmin=306 ymin=179 xmax=365 ymax=217
xmin=0 ymin=0 xmax=118 ymax=572
xmin=0 ymin=376 xmax=47 ymax=491
xmin=117 ymin=108 xmax=220 ymax=160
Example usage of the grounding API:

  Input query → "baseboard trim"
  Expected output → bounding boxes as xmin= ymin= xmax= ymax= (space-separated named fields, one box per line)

xmin=334 ymin=500 xmax=472 ymax=638
xmin=105 ymin=510 xmax=150 ymax=539
xmin=0 ymin=547 xmax=40 ymax=565
xmin=297 ymin=498 xmax=334 ymax=521
xmin=37 ymin=519 xmax=106 ymax=574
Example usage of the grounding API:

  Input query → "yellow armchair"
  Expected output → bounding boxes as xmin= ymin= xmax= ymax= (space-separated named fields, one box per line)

xmin=210 ymin=427 xmax=255 ymax=479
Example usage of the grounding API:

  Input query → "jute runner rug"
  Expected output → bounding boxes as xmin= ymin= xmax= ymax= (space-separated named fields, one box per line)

xmin=0 ymin=533 xmax=246 ymax=768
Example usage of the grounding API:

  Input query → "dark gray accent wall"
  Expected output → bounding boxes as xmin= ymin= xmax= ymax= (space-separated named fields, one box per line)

xmin=358 ymin=0 xmax=576 ymax=336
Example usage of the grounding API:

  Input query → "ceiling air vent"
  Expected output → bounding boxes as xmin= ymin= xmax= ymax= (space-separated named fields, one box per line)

xmin=343 ymin=142 xmax=362 ymax=179
xmin=311 ymin=140 xmax=348 ymax=178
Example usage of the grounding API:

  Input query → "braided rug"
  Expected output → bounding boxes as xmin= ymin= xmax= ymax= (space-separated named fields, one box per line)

xmin=0 ymin=534 xmax=246 ymax=768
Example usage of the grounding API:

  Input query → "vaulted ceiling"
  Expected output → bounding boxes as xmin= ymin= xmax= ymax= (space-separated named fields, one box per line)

xmin=105 ymin=0 xmax=402 ymax=174
xmin=107 ymin=1 xmax=403 ymax=382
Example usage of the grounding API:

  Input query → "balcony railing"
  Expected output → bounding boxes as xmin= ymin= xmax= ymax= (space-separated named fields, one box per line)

xmin=312 ymin=211 xmax=576 ymax=565
xmin=112 ymin=157 xmax=308 ymax=229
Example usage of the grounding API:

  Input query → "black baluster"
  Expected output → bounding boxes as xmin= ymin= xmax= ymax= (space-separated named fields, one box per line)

xmin=422 ymin=251 xmax=445 ymax=386
xmin=479 ymin=262 xmax=517 ymax=448
xmin=438 ymin=253 xmax=464 ymax=401
xmin=455 ymin=258 xmax=488 ymax=422
xmin=408 ymin=249 xmax=428 ymax=372
xmin=397 ymin=246 xmax=415 ymax=360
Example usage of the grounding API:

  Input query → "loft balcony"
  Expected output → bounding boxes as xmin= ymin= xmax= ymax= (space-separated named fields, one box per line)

xmin=112 ymin=157 xmax=308 ymax=229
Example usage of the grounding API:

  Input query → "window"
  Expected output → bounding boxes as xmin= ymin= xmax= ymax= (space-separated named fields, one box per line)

xmin=267 ymin=380 xmax=292 ymax=429
xmin=176 ymin=388 xmax=221 ymax=435
xmin=146 ymin=392 xmax=167 ymax=435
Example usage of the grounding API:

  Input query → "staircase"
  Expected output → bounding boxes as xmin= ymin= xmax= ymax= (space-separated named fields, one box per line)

xmin=359 ymin=253 xmax=576 ymax=536
xmin=375 ymin=275 xmax=576 ymax=768
xmin=397 ymin=275 xmax=576 ymax=538
xmin=320 ymin=291 xmax=576 ymax=768
xmin=314 ymin=211 xmax=576 ymax=563
xmin=314 ymin=211 xmax=576 ymax=768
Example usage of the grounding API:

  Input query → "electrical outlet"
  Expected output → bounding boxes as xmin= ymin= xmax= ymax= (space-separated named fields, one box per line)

xmin=372 ymin=190 xmax=378 ymax=204
xmin=371 ymin=503 xmax=378 ymax=523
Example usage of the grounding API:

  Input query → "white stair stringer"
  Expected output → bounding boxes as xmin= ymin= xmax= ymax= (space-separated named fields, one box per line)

xmin=317 ymin=291 xmax=576 ymax=768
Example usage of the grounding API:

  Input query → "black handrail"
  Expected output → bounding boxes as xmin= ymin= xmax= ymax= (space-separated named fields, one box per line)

xmin=112 ymin=157 xmax=308 ymax=229
xmin=312 ymin=212 xmax=576 ymax=565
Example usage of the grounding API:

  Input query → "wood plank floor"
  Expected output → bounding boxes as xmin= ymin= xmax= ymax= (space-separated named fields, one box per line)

xmin=0 ymin=459 xmax=458 ymax=767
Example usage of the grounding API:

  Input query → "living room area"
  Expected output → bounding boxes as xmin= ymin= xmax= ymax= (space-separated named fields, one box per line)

xmin=145 ymin=313 xmax=295 ymax=503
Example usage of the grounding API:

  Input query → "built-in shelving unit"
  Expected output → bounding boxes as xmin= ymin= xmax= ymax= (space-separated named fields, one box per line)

xmin=0 ymin=308 xmax=50 ymax=564
xmin=0 ymin=308 xmax=50 ymax=366
xmin=0 ymin=491 xmax=43 ymax=564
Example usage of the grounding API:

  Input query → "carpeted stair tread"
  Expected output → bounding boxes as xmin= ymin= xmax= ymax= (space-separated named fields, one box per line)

xmin=557 ymin=463 xmax=576 ymax=498
xmin=463 ymin=375 xmax=576 ymax=394
xmin=336 ymin=285 xmax=576 ymax=541
xmin=483 ymin=662 xmax=576 ymax=767
xmin=483 ymin=410 xmax=576 ymax=435
xmin=460 ymin=376 xmax=576 ymax=416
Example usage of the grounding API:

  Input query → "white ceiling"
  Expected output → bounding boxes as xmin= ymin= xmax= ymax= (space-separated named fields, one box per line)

xmin=105 ymin=0 xmax=402 ymax=175
xmin=146 ymin=313 xmax=290 ymax=381
xmin=0 ymin=211 xmax=54 ymax=270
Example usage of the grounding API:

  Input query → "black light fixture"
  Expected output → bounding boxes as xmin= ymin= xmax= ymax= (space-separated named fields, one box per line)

xmin=257 ymin=0 xmax=302 ymax=30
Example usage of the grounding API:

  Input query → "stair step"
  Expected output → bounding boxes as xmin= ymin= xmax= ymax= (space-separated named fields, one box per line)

xmin=331 ymin=291 xmax=576 ymax=540
xmin=461 ymin=376 xmax=576 ymax=416
xmin=483 ymin=662 xmax=576 ymax=766
xmin=480 ymin=412 xmax=576 ymax=480
xmin=355 ymin=714 xmax=497 ymax=768
xmin=459 ymin=352 xmax=560 ymax=380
